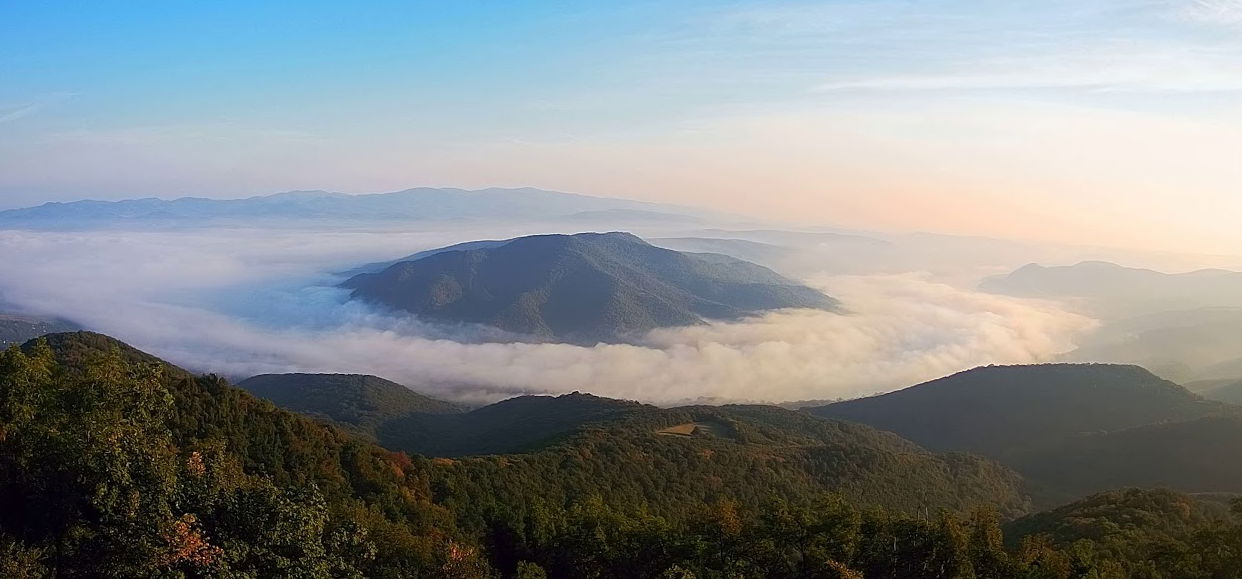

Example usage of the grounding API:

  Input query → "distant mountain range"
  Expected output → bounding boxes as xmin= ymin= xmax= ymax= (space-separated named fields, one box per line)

xmin=0 ymin=314 xmax=79 ymax=346
xmin=0 ymin=187 xmax=721 ymax=228
xmin=981 ymin=261 xmax=1242 ymax=316
xmin=341 ymin=232 xmax=838 ymax=345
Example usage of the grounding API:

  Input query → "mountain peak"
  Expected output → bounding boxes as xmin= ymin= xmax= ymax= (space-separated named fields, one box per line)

xmin=342 ymin=232 xmax=836 ymax=345
xmin=806 ymin=363 xmax=1221 ymax=457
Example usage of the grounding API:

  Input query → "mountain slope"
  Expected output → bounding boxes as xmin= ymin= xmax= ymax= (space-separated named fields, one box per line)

xmin=429 ymin=403 xmax=1033 ymax=523
xmin=248 ymin=380 xmax=1032 ymax=517
xmin=1198 ymin=379 xmax=1242 ymax=404
xmin=1003 ymin=488 xmax=1232 ymax=567
xmin=4 ymin=332 xmax=483 ymax=575
xmin=377 ymin=392 xmax=648 ymax=457
xmin=237 ymin=373 xmax=462 ymax=437
xmin=341 ymin=232 xmax=837 ymax=344
xmin=805 ymin=364 xmax=1227 ymax=458
xmin=1007 ymin=415 xmax=1242 ymax=499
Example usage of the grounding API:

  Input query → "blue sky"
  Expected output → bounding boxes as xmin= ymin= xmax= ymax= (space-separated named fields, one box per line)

xmin=4 ymin=1 xmax=1242 ymax=251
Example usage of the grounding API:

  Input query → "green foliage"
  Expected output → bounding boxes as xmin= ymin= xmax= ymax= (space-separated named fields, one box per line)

xmin=237 ymin=373 xmax=462 ymax=440
xmin=807 ymin=363 xmax=1226 ymax=459
xmin=10 ymin=332 xmax=1242 ymax=577
xmin=0 ymin=336 xmax=488 ymax=577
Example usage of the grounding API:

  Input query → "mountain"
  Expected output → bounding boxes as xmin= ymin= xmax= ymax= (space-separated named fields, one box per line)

xmin=11 ymin=333 xmax=1242 ymax=576
xmin=1064 ymin=307 xmax=1242 ymax=383
xmin=804 ymin=364 xmax=1227 ymax=458
xmin=341 ymin=232 xmax=838 ymax=345
xmin=3 ymin=331 xmax=486 ymax=575
xmin=236 ymin=373 xmax=462 ymax=437
xmin=1195 ymin=379 xmax=1242 ymax=404
xmin=377 ymin=392 xmax=649 ymax=457
xmin=254 ymin=384 xmax=1033 ymax=517
xmin=981 ymin=261 xmax=1242 ymax=317
xmin=0 ymin=313 xmax=79 ymax=346
xmin=0 ymin=187 xmax=716 ymax=228
xmin=430 ymin=403 xmax=1034 ymax=524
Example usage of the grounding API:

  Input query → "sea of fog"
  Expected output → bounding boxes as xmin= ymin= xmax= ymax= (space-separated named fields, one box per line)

xmin=0 ymin=225 xmax=1102 ymax=404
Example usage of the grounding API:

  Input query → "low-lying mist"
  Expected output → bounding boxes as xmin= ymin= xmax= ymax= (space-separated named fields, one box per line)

xmin=0 ymin=227 xmax=1097 ymax=405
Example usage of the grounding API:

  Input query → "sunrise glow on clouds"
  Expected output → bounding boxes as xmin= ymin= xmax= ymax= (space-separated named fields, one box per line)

xmin=3 ymin=0 xmax=1241 ymax=252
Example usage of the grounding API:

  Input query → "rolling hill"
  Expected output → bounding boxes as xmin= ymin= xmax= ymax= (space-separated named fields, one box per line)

xmin=1007 ymin=415 xmax=1242 ymax=500
xmin=341 ymin=232 xmax=838 ymax=344
xmin=236 ymin=373 xmax=462 ymax=437
xmin=1195 ymin=379 xmax=1242 ymax=404
xmin=5 ymin=331 xmax=484 ymax=575
xmin=804 ymin=363 xmax=1227 ymax=458
xmin=10 ymin=332 xmax=1242 ymax=576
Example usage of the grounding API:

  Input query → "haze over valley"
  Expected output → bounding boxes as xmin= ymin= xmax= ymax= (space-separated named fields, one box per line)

xmin=8 ymin=2 xmax=1242 ymax=576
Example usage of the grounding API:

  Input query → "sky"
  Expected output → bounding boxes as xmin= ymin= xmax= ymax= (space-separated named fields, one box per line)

xmin=3 ymin=0 xmax=1242 ymax=253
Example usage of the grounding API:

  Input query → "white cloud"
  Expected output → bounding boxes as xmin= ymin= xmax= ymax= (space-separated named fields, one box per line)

xmin=1183 ymin=0 xmax=1242 ymax=26
xmin=0 ymin=227 xmax=1097 ymax=405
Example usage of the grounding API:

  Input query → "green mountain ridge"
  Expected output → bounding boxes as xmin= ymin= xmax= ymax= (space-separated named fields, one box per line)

xmin=237 ymin=373 xmax=463 ymax=439
xmin=9 ymin=332 xmax=1242 ymax=577
xmin=805 ymin=363 xmax=1227 ymax=458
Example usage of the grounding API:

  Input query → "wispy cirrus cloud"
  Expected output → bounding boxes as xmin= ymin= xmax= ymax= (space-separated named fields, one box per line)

xmin=0 ymin=104 xmax=43 ymax=124
xmin=816 ymin=49 xmax=1242 ymax=93
xmin=0 ymin=92 xmax=76 ymax=124
xmin=1183 ymin=0 xmax=1242 ymax=26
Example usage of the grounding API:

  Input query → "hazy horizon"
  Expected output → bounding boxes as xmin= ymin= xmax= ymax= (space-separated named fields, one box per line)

xmin=6 ymin=1 xmax=1242 ymax=254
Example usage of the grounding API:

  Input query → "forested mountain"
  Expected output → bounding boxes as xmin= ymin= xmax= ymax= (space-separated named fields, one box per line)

xmin=237 ymin=373 xmax=462 ymax=439
xmin=1 ymin=332 xmax=488 ymax=577
xmin=342 ymin=232 xmax=837 ymax=345
xmin=9 ymin=332 xmax=1242 ymax=577
xmin=805 ymin=364 xmax=1226 ymax=458
xmin=804 ymin=364 xmax=1242 ymax=506
xmin=238 ymin=375 xmax=1031 ymax=516
xmin=377 ymin=392 xmax=650 ymax=457
xmin=1007 ymin=415 xmax=1242 ymax=500
xmin=1003 ymin=488 xmax=1237 ymax=575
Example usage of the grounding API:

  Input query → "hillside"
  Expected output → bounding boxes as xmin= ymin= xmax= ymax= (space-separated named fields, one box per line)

xmin=341 ymin=232 xmax=837 ymax=344
xmin=10 ymin=333 xmax=1242 ymax=576
xmin=427 ymin=403 xmax=1034 ymax=527
xmin=3 ymin=332 xmax=484 ymax=576
xmin=249 ymin=381 xmax=1032 ymax=517
xmin=241 ymin=380 xmax=1031 ymax=519
xmin=1193 ymin=378 xmax=1242 ymax=404
xmin=805 ymin=364 xmax=1227 ymax=458
xmin=236 ymin=373 xmax=462 ymax=437
xmin=1008 ymin=415 xmax=1242 ymax=500
xmin=377 ymin=392 xmax=649 ymax=457
xmin=1003 ymin=488 xmax=1232 ymax=571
